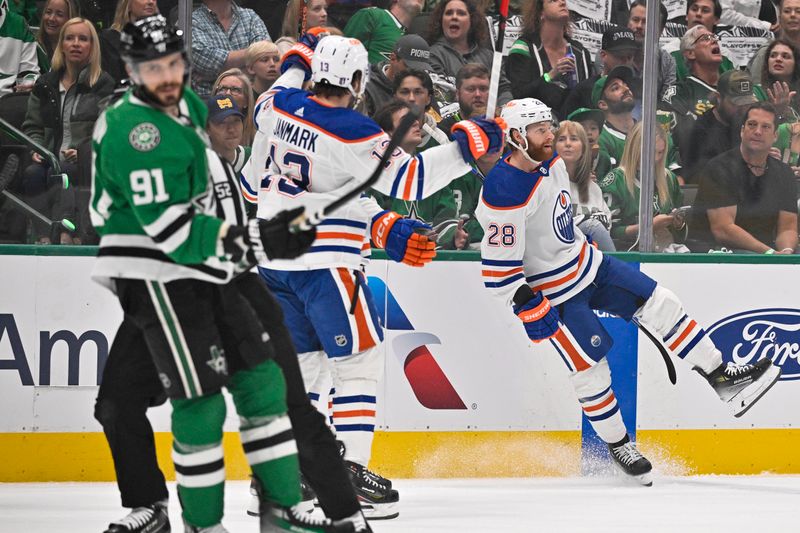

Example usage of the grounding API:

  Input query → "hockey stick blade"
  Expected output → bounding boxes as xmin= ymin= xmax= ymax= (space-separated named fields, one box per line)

xmin=1 ymin=189 xmax=75 ymax=231
xmin=637 ymin=322 xmax=677 ymax=385
xmin=292 ymin=108 xmax=421 ymax=231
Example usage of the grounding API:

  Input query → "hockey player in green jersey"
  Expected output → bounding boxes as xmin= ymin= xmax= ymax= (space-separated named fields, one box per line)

xmin=90 ymin=15 xmax=350 ymax=533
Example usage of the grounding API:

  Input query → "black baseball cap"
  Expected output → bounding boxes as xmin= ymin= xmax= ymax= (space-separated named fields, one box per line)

xmin=601 ymin=27 xmax=639 ymax=54
xmin=394 ymin=34 xmax=432 ymax=71
xmin=207 ymin=95 xmax=244 ymax=123
xmin=592 ymin=65 xmax=636 ymax=106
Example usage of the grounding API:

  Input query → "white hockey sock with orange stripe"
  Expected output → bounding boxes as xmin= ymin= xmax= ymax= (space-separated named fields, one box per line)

xmin=570 ymin=358 xmax=627 ymax=444
xmin=634 ymin=286 xmax=722 ymax=374
xmin=329 ymin=347 xmax=384 ymax=466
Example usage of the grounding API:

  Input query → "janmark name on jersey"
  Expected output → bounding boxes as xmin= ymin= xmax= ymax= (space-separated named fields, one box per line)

xmin=273 ymin=117 xmax=319 ymax=152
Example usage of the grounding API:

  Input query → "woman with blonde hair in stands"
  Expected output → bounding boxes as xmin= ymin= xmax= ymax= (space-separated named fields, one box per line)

xmin=281 ymin=0 xmax=328 ymax=40
xmin=212 ymin=68 xmax=256 ymax=145
xmin=35 ymin=0 xmax=80 ymax=70
xmin=246 ymin=40 xmax=281 ymax=99
xmin=555 ymin=120 xmax=615 ymax=251
xmin=99 ymin=0 xmax=158 ymax=84
xmin=598 ymin=122 xmax=687 ymax=251
xmin=22 ymin=17 xmax=115 ymax=244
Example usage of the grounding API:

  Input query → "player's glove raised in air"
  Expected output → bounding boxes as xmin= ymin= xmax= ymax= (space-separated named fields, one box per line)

xmin=512 ymin=285 xmax=560 ymax=342
xmin=222 ymin=207 xmax=316 ymax=263
xmin=451 ymin=117 xmax=506 ymax=163
xmin=280 ymin=26 xmax=330 ymax=79
xmin=371 ymin=210 xmax=436 ymax=267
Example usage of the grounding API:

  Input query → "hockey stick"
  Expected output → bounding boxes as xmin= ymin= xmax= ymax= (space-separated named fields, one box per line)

xmin=234 ymin=108 xmax=420 ymax=278
xmin=0 ymin=117 xmax=69 ymax=189
xmin=636 ymin=322 xmax=677 ymax=385
xmin=292 ymin=108 xmax=420 ymax=230
xmin=485 ymin=0 xmax=510 ymax=119
xmin=0 ymin=154 xmax=76 ymax=232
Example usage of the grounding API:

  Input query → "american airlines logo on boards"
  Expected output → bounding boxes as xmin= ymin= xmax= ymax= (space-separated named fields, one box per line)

xmin=707 ymin=308 xmax=800 ymax=380
xmin=368 ymin=277 xmax=467 ymax=410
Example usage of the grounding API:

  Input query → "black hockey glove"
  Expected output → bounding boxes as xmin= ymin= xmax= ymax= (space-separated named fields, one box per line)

xmin=252 ymin=206 xmax=317 ymax=260
xmin=222 ymin=223 xmax=252 ymax=263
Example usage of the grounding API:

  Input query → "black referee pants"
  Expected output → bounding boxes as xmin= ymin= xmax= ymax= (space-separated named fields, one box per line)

xmin=94 ymin=273 xmax=360 ymax=518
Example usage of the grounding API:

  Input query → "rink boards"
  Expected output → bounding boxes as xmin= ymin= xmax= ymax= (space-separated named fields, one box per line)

xmin=1 ymin=248 xmax=800 ymax=481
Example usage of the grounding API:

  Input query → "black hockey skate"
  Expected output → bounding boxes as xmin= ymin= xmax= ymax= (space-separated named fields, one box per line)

xmin=608 ymin=435 xmax=653 ymax=487
xmin=698 ymin=358 xmax=781 ymax=417
xmin=260 ymin=504 xmax=357 ymax=532
xmin=247 ymin=475 xmax=316 ymax=516
xmin=346 ymin=461 xmax=399 ymax=520
xmin=103 ymin=502 xmax=170 ymax=533
xmin=337 ymin=440 xmax=392 ymax=491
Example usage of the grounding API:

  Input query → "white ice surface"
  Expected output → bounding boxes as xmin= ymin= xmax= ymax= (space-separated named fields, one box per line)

xmin=1 ymin=475 xmax=799 ymax=532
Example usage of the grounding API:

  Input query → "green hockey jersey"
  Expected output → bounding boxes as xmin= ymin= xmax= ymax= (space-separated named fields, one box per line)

xmin=91 ymin=88 xmax=233 ymax=287
xmin=661 ymin=75 xmax=715 ymax=119
xmin=598 ymin=166 xmax=685 ymax=242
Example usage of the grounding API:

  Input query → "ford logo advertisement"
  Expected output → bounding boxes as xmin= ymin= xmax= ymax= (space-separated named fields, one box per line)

xmin=707 ymin=308 xmax=800 ymax=381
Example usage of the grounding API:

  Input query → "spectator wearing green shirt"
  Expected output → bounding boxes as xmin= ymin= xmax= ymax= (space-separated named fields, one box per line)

xmin=598 ymin=122 xmax=687 ymax=251
xmin=672 ymin=0 xmax=735 ymax=82
xmin=371 ymin=100 xmax=488 ymax=249
xmin=344 ymin=0 xmax=424 ymax=64
xmin=594 ymin=66 xmax=637 ymax=167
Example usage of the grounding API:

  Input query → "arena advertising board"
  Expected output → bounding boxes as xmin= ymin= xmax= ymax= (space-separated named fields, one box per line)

xmin=2 ymin=254 xmax=799 ymax=435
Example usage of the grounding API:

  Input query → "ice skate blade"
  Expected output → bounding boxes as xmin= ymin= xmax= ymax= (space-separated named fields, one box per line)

xmin=731 ymin=364 xmax=781 ymax=418
xmin=247 ymin=498 xmax=314 ymax=517
xmin=359 ymin=499 xmax=399 ymax=520
xmin=611 ymin=463 xmax=653 ymax=487
xmin=246 ymin=494 xmax=260 ymax=517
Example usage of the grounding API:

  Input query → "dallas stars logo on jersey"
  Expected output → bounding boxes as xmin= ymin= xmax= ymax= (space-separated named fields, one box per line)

xmin=129 ymin=123 xmax=161 ymax=152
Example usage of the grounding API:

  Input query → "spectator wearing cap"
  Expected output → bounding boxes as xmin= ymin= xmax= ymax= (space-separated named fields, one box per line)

xmin=626 ymin=0 xmax=676 ymax=99
xmin=567 ymin=107 xmax=613 ymax=181
xmin=506 ymin=0 xmax=594 ymax=115
xmin=693 ymin=102 xmax=798 ymax=253
xmin=191 ymin=0 xmax=269 ymax=97
xmin=683 ymin=70 xmax=757 ymax=183
xmin=753 ymin=38 xmax=800 ymax=122
xmin=594 ymin=66 xmax=637 ymax=167
xmin=673 ymin=0 xmax=735 ymax=83
xmin=362 ymin=33 xmax=432 ymax=117
xmin=563 ymin=26 xmax=638 ymax=119
xmin=344 ymin=0 xmax=424 ymax=65
xmin=427 ymin=0 xmax=512 ymax=108
xmin=206 ymin=94 xmax=249 ymax=173
xmin=748 ymin=0 xmax=800 ymax=84
xmin=660 ymin=25 xmax=724 ymax=159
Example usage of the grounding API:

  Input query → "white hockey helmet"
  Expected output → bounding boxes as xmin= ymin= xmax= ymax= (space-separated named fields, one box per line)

xmin=311 ymin=35 xmax=370 ymax=99
xmin=501 ymin=98 xmax=554 ymax=164
xmin=500 ymin=98 xmax=553 ymax=139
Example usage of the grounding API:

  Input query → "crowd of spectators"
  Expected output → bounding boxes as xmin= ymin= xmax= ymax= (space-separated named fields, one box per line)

xmin=0 ymin=0 xmax=799 ymax=255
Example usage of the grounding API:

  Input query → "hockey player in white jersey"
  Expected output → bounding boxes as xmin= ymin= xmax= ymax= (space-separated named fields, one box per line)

xmin=476 ymin=98 xmax=782 ymax=486
xmin=244 ymin=29 xmax=505 ymax=517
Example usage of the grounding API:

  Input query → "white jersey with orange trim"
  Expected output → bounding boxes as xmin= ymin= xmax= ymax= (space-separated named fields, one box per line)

xmin=475 ymin=153 xmax=603 ymax=307
xmin=243 ymin=68 xmax=472 ymax=271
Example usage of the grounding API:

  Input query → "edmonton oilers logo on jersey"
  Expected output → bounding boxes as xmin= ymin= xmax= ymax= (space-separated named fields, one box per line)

xmin=552 ymin=190 xmax=575 ymax=244
xmin=706 ymin=308 xmax=800 ymax=381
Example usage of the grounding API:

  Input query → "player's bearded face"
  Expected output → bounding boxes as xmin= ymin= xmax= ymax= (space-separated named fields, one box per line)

xmin=524 ymin=121 xmax=555 ymax=161
xmin=136 ymin=53 xmax=186 ymax=107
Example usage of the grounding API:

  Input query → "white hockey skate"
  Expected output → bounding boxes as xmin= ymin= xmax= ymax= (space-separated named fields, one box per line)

xmin=699 ymin=359 xmax=781 ymax=418
xmin=608 ymin=435 xmax=653 ymax=487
